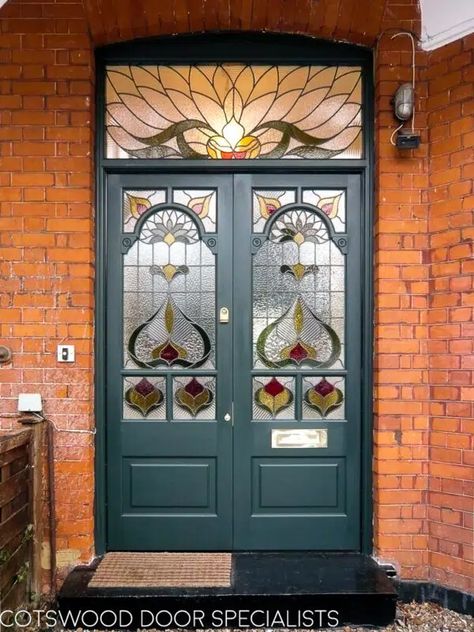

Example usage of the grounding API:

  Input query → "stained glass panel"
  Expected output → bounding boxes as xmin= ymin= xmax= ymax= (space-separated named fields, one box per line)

xmin=123 ymin=376 xmax=166 ymax=420
xmin=123 ymin=189 xmax=167 ymax=232
xmin=106 ymin=65 xmax=363 ymax=160
xmin=173 ymin=376 xmax=216 ymax=419
xmin=253 ymin=207 xmax=344 ymax=369
xmin=252 ymin=189 xmax=297 ymax=232
xmin=123 ymin=207 xmax=215 ymax=369
xmin=302 ymin=376 xmax=345 ymax=420
xmin=173 ymin=189 xmax=217 ymax=232
xmin=253 ymin=376 xmax=295 ymax=420
xmin=302 ymin=189 xmax=346 ymax=232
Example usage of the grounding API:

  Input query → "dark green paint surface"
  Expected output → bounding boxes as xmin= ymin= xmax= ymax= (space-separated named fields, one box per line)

xmin=105 ymin=173 xmax=363 ymax=551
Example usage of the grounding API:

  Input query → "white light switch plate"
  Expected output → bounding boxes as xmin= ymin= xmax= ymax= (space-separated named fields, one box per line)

xmin=57 ymin=344 xmax=75 ymax=362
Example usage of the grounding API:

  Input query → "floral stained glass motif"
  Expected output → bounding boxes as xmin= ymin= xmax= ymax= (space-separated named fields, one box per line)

xmin=270 ymin=209 xmax=329 ymax=245
xmin=253 ymin=376 xmax=295 ymax=420
xmin=257 ymin=296 xmax=340 ymax=368
xmin=123 ymin=377 xmax=166 ymax=420
xmin=124 ymin=207 xmax=215 ymax=369
xmin=252 ymin=189 xmax=296 ymax=232
xmin=173 ymin=189 xmax=217 ymax=232
xmin=128 ymin=291 xmax=211 ymax=369
xmin=106 ymin=65 xmax=363 ymax=160
xmin=140 ymin=210 xmax=199 ymax=245
xmin=253 ymin=207 xmax=344 ymax=369
xmin=173 ymin=376 xmax=216 ymax=419
xmin=123 ymin=189 xmax=166 ymax=232
xmin=302 ymin=189 xmax=346 ymax=232
xmin=303 ymin=377 xmax=345 ymax=420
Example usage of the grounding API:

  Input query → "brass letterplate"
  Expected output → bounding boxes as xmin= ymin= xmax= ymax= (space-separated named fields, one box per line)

xmin=271 ymin=429 xmax=328 ymax=449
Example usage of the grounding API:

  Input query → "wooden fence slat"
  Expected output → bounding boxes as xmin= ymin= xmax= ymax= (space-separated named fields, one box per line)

xmin=0 ymin=430 xmax=34 ymax=609
xmin=0 ymin=506 xmax=29 ymax=549
xmin=1 ymin=577 xmax=27 ymax=611
xmin=0 ymin=431 xmax=32 ymax=454
xmin=0 ymin=445 xmax=28 ymax=469
xmin=0 ymin=540 xmax=30 ymax=595
xmin=0 ymin=529 xmax=23 ymax=564
xmin=0 ymin=468 xmax=29 ymax=509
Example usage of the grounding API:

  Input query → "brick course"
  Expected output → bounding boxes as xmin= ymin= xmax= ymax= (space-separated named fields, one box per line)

xmin=427 ymin=35 xmax=474 ymax=594
xmin=0 ymin=0 xmax=95 ymax=592
xmin=0 ymin=0 xmax=472 ymax=595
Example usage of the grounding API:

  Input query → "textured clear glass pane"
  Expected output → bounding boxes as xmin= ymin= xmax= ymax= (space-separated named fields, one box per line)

xmin=252 ymin=189 xmax=297 ymax=232
xmin=173 ymin=189 xmax=217 ymax=232
xmin=123 ymin=208 xmax=215 ymax=369
xmin=123 ymin=189 xmax=167 ymax=232
xmin=253 ymin=376 xmax=295 ymax=420
xmin=253 ymin=208 xmax=344 ymax=369
xmin=302 ymin=189 xmax=346 ymax=233
xmin=106 ymin=65 xmax=363 ymax=160
xmin=173 ymin=376 xmax=216 ymax=420
xmin=123 ymin=376 xmax=166 ymax=420
xmin=302 ymin=376 xmax=345 ymax=420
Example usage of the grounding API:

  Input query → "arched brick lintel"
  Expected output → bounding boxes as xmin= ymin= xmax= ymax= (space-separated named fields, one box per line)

xmin=83 ymin=0 xmax=421 ymax=49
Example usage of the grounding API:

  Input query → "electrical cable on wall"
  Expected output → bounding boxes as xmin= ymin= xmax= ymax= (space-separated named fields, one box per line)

xmin=389 ymin=31 xmax=421 ymax=148
xmin=374 ymin=28 xmax=421 ymax=149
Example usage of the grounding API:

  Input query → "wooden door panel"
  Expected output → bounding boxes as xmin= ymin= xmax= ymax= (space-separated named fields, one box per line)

xmin=106 ymin=174 xmax=233 ymax=551
xmin=233 ymin=173 xmax=362 ymax=550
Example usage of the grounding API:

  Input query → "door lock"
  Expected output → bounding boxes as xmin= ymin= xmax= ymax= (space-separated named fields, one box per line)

xmin=219 ymin=307 xmax=230 ymax=323
xmin=224 ymin=412 xmax=231 ymax=422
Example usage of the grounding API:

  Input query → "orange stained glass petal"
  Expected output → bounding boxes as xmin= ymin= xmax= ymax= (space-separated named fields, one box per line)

xmin=105 ymin=63 xmax=363 ymax=160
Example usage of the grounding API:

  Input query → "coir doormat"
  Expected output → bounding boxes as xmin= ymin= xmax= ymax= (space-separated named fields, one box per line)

xmin=89 ymin=552 xmax=232 ymax=588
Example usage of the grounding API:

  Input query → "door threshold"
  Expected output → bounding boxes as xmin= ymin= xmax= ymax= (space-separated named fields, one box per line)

xmin=58 ymin=552 xmax=396 ymax=629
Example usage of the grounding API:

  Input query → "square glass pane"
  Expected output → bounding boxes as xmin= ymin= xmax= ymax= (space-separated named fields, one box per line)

xmin=252 ymin=189 xmax=297 ymax=232
xmin=172 ymin=376 xmax=216 ymax=420
xmin=173 ymin=189 xmax=217 ymax=232
xmin=123 ymin=376 xmax=166 ymax=420
xmin=302 ymin=376 xmax=345 ymax=420
xmin=302 ymin=189 xmax=346 ymax=232
xmin=253 ymin=376 xmax=295 ymax=420
xmin=123 ymin=189 xmax=167 ymax=232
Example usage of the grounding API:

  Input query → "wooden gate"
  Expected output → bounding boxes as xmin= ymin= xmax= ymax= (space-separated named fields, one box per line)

xmin=0 ymin=430 xmax=33 ymax=609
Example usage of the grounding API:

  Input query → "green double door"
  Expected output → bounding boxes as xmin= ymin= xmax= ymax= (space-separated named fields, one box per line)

xmin=105 ymin=172 xmax=363 ymax=551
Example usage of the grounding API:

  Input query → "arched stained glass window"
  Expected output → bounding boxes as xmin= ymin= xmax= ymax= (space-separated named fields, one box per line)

xmin=105 ymin=64 xmax=363 ymax=159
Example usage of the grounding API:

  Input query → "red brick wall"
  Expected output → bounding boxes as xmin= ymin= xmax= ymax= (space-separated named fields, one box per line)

xmin=426 ymin=35 xmax=474 ymax=594
xmin=0 ymin=0 xmax=472 ymax=595
xmin=372 ymin=0 xmax=431 ymax=582
xmin=0 ymin=0 xmax=95 ymax=589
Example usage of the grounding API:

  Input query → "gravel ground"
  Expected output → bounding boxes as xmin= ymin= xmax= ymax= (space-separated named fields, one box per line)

xmin=9 ymin=601 xmax=473 ymax=631
xmin=371 ymin=602 xmax=473 ymax=631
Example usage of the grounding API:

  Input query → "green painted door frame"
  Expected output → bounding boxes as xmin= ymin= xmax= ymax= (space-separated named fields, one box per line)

xmin=94 ymin=33 xmax=374 ymax=555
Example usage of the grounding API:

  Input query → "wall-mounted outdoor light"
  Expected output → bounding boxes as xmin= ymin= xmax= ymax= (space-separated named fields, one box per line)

xmin=390 ymin=32 xmax=421 ymax=149
xmin=393 ymin=82 xmax=415 ymax=121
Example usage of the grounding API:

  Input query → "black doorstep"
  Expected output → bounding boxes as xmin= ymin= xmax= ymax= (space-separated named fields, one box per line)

xmin=57 ymin=553 xmax=397 ymax=630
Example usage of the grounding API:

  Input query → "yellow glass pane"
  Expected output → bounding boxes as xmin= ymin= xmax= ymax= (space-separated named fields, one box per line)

xmin=105 ymin=64 xmax=363 ymax=160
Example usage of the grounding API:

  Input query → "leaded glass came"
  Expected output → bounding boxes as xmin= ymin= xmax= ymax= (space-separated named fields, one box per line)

xmin=106 ymin=64 xmax=363 ymax=160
